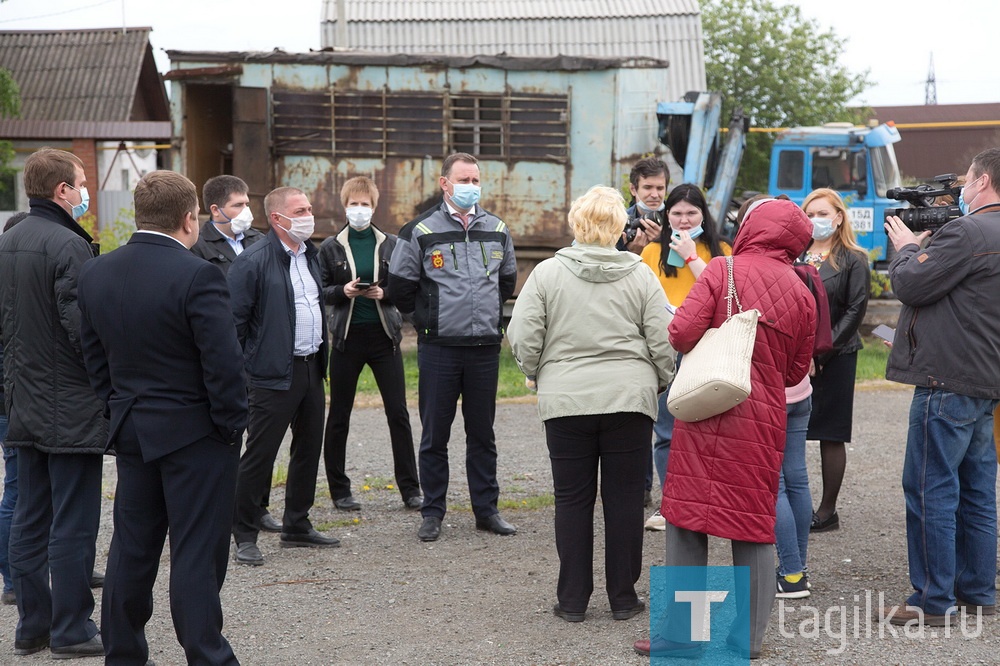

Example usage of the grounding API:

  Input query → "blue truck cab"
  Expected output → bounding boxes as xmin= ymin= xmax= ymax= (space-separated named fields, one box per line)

xmin=769 ymin=122 xmax=903 ymax=268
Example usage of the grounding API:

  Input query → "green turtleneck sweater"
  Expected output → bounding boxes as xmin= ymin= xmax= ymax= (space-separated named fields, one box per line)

xmin=348 ymin=226 xmax=379 ymax=325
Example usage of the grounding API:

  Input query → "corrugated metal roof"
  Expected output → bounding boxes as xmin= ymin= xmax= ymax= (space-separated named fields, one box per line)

xmin=0 ymin=119 xmax=171 ymax=140
xmin=0 ymin=28 xmax=153 ymax=123
xmin=322 ymin=0 xmax=700 ymax=22
xmin=318 ymin=0 xmax=705 ymax=99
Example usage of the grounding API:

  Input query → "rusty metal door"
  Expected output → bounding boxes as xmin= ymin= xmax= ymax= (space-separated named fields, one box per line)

xmin=232 ymin=87 xmax=271 ymax=224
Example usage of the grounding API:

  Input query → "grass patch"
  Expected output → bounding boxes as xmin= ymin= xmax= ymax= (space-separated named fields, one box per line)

xmin=354 ymin=342 xmax=533 ymax=401
xmin=316 ymin=517 xmax=362 ymax=530
xmin=359 ymin=475 xmax=394 ymax=491
xmin=271 ymin=462 xmax=288 ymax=488
xmin=447 ymin=493 xmax=555 ymax=513
xmin=857 ymin=336 xmax=891 ymax=382
xmin=349 ymin=338 xmax=894 ymax=402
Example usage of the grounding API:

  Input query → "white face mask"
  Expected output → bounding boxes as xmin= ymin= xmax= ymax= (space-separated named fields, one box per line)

xmin=276 ymin=212 xmax=315 ymax=243
xmin=346 ymin=206 xmax=373 ymax=230
xmin=228 ymin=205 xmax=254 ymax=234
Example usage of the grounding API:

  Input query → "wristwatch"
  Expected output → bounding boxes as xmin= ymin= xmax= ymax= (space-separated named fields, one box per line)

xmin=684 ymin=253 xmax=699 ymax=264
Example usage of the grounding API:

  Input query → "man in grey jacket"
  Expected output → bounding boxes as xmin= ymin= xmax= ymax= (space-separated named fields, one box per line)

xmin=882 ymin=147 xmax=1000 ymax=627
xmin=386 ymin=153 xmax=517 ymax=542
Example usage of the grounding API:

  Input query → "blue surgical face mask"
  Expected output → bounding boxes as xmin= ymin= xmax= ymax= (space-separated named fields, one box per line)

xmin=448 ymin=181 xmax=481 ymax=210
xmin=810 ymin=217 xmax=835 ymax=240
xmin=959 ymin=176 xmax=982 ymax=216
xmin=64 ymin=184 xmax=90 ymax=220
xmin=637 ymin=199 xmax=666 ymax=213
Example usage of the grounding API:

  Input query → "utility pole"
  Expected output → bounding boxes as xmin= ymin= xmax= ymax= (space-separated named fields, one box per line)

xmin=925 ymin=52 xmax=937 ymax=105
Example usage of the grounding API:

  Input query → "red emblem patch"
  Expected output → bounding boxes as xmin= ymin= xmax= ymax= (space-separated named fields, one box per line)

xmin=431 ymin=250 xmax=444 ymax=269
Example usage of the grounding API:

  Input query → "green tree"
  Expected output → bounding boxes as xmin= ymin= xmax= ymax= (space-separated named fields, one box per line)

xmin=0 ymin=67 xmax=20 ymax=207
xmin=701 ymin=0 xmax=871 ymax=192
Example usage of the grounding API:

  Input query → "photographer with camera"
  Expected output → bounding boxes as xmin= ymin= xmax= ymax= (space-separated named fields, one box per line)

xmin=619 ymin=158 xmax=667 ymax=254
xmin=881 ymin=148 xmax=1000 ymax=627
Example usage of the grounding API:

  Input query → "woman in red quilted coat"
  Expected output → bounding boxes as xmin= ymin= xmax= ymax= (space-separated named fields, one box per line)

xmin=634 ymin=198 xmax=816 ymax=660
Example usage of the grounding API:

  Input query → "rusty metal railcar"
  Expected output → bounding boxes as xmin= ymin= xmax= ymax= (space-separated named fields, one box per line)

xmin=166 ymin=50 xmax=671 ymax=290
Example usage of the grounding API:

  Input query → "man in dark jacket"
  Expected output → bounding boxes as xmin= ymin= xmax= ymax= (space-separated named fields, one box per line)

xmin=228 ymin=186 xmax=339 ymax=567
xmin=0 ymin=148 xmax=106 ymax=657
xmin=190 ymin=174 xmax=264 ymax=274
xmin=882 ymin=147 xmax=1000 ymax=627
xmin=190 ymin=174 xmax=280 ymax=531
xmin=79 ymin=170 xmax=248 ymax=664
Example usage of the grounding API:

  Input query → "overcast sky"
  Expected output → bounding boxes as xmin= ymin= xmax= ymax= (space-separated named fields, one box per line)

xmin=1 ymin=0 xmax=996 ymax=107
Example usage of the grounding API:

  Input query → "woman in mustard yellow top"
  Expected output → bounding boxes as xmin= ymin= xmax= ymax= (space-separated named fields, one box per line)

xmin=639 ymin=183 xmax=731 ymax=530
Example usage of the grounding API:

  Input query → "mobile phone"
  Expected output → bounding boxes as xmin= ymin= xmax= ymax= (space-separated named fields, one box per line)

xmin=355 ymin=281 xmax=372 ymax=290
xmin=872 ymin=324 xmax=895 ymax=343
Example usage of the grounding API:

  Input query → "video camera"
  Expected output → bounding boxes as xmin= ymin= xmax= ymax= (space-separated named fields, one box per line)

xmin=884 ymin=173 xmax=963 ymax=233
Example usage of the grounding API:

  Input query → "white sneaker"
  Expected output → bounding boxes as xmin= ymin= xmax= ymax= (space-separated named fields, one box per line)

xmin=644 ymin=510 xmax=666 ymax=531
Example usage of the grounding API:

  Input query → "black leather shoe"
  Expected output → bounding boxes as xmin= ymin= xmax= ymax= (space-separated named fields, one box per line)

xmin=280 ymin=529 xmax=341 ymax=548
xmin=553 ymin=603 xmax=585 ymax=622
xmin=810 ymin=511 xmax=840 ymax=532
xmin=612 ymin=600 xmax=646 ymax=620
xmin=259 ymin=512 xmax=282 ymax=533
xmin=403 ymin=495 xmax=423 ymax=510
xmin=475 ymin=513 xmax=517 ymax=536
xmin=417 ymin=516 xmax=442 ymax=542
xmin=14 ymin=634 xmax=49 ymax=655
xmin=2 ymin=589 xmax=15 ymax=605
xmin=51 ymin=633 xmax=104 ymax=659
xmin=334 ymin=495 xmax=362 ymax=511
xmin=90 ymin=571 xmax=104 ymax=588
xmin=233 ymin=542 xmax=264 ymax=566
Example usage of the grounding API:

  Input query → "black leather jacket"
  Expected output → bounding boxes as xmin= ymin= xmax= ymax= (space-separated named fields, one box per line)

xmin=816 ymin=245 xmax=869 ymax=360
xmin=318 ymin=225 xmax=403 ymax=353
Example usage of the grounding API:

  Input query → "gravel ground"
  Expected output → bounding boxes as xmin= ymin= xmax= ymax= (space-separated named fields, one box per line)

xmin=3 ymin=382 xmax=999 ymax=664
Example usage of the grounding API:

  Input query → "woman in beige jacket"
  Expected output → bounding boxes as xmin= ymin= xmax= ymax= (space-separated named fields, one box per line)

xmin=508 ymin=185 xmax=676 ymax=624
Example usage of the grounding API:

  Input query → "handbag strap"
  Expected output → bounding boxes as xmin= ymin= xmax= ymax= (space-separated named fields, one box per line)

xmin=725 ymin=256 xmax=743 ymax=319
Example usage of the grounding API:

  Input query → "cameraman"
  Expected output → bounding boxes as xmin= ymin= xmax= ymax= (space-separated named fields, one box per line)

xmin=618 ymin=158 xmax=667 ymax=254
xmin=882 ymin=148 xmax=1000 ymax=626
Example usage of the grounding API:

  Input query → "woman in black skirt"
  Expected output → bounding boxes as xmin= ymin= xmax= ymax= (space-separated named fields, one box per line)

xmin=800 ymin=189 xmax=869 ymax=532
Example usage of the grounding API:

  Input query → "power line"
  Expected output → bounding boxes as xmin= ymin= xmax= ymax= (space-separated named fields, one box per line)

xmin=0 ymin=0 xmax=117 ymax=25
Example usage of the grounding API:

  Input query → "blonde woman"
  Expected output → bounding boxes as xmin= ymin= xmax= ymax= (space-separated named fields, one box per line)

xmin=508 ymin=186 xmax=675 ymax=623
xmin=801 ymin=188 xmax=869 ymax=532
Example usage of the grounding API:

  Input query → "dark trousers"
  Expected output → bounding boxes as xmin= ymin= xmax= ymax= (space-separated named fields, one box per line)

xmin=10 ymin=446 xmax=101 ymax=647
xmin=103 ymin=416 xmax=239 ymax=666
xmin=233 ymin=355 xmax=325 ymax=544
xmin=544 ymin=412 xmax=651 ymax=613
xmin=324 ymin=324 xmax=419 ymax=500
xmin=417 ymin=343 xmax=500 ymax=519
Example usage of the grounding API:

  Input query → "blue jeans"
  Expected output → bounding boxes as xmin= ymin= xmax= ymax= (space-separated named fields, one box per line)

xmin=775 ymin=397 xmax=812 ymax=576
xmin=646 ymin=356 xmax=681 ymax=494
xmin=0 ymin=413 xmax=14 ymax=594
xmin=902 ymin=387 xmax=998 ymax=615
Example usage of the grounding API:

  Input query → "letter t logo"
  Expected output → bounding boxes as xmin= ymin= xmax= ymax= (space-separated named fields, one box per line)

xmin=674 ymin=590 xmax=729 ymax=641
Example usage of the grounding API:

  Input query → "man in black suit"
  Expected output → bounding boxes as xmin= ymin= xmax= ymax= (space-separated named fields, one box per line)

xmin=78 ymin=171 xmax=248 ymax=665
